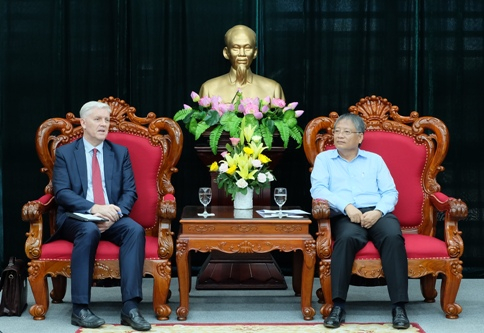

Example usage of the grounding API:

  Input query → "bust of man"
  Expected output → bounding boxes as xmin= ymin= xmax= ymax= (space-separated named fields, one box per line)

xmin=199 ymin=24 xmax=285 ymax=103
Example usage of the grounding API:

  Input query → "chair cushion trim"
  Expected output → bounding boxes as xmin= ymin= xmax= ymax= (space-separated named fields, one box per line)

xmin=354 ymin=234 xmax=450 ymax=260
xmin=39 ymin=236 xmax=161 ymax=260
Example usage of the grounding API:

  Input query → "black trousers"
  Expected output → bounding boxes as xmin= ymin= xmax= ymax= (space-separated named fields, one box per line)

xmin=330 ymin=208 xmax=409 ymax=304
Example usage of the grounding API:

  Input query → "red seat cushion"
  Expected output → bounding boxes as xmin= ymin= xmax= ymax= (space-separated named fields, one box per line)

xmin=39 ymin=236 xmax=160 ymax=260
xmin=355 ymin=234 xmax=450 ymax=260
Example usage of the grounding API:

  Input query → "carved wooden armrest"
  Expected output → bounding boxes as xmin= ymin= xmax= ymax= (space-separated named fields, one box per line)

xmin=430 ymin=192 xmax=468 ymax=258
xmin=156 ymin=195 xmax=176 ymax=259
xmin=311 ymin=199 xmax=333 ymax=259
xmin=311 ymin=198 xmax=330 ymax=220
xmin=21 ymin=194 xmax=56 ymax=259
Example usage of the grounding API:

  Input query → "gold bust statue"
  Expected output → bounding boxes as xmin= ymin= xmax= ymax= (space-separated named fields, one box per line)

xmin=199 ymin=24 xmax=285 ymax=103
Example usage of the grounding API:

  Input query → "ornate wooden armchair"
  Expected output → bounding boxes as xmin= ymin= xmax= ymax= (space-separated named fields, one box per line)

xmin=303 ymin=95 xmax=468 ymax=319
xmin=21 ymin=97 xmax=183 ymax=321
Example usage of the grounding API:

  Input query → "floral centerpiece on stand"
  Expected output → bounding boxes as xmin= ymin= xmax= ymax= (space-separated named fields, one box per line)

xmin=173 ymin=90 xmax=304 ymax=154
xmin=208 ymin=121 xmax=275 ymax=209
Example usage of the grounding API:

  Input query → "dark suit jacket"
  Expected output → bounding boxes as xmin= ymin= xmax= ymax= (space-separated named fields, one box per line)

xmin=52 ymin=138 xmax=137 ymax=230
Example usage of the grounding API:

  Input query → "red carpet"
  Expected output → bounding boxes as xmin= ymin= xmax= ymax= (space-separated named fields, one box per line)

xmin=76 ymin=322 xmax=426 ymax=332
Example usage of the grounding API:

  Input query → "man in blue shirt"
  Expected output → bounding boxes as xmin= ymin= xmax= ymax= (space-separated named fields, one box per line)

xmin=310 ymin=113 xmax=410 ymax=329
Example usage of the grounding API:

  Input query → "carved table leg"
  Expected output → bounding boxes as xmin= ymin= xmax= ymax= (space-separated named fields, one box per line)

xmin=176 ymin=239 xmax=190 ymax=321
xmin=300 ymin=240 xmax=316 ymax=320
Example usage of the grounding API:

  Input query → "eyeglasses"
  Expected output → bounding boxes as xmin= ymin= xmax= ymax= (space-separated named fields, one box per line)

xmin=333 ymin=129 xmax=362 ymax=136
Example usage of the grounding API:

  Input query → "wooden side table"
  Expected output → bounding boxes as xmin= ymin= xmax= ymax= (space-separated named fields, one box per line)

xmin=175 ymin=206 xmax=316 ymax=321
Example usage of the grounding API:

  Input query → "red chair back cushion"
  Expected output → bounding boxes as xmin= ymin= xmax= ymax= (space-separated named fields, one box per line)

xmin=107 ymin=132 xmax=163 ymax=229
xmin=325 ymin=131 xmax=427 ymax=229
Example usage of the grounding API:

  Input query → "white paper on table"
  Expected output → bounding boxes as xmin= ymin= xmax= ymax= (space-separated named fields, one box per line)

xmin=256 ymin=209 xmax=310 ymax=218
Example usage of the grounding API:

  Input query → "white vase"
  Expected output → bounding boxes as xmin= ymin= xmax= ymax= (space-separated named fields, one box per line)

xmin=234 ymin=209 xmax=253 ymax=218
xmin=233 ymin=187 xmax=254 ymax=210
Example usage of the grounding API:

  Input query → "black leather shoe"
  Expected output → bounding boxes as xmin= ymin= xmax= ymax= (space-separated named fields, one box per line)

xmin=392 ymin=306 xmax=410 ymax=329
xmin=71 ymin=308 xmax=105 ymax=328
xmin=324 ymin=306 xmax=346 ymax=328
xmin=121 ymin=308 xmax=151 ymax=331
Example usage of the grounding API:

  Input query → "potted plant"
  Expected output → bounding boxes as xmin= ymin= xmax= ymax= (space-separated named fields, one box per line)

xmin=208 ymin=122 xmax=275 ymax=208
xmin=174 ymin=90 xmax=304 ymax=154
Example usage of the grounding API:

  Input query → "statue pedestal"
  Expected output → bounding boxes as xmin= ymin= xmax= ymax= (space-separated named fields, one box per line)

xmin=194 ymin=137 xmax=287 ymax=290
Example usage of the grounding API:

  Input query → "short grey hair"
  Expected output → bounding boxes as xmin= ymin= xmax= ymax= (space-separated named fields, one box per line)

xmin=334 ymin=113 xmax=366 ymax=133
xmin=79 ymin=101 xmax=111 ymax=119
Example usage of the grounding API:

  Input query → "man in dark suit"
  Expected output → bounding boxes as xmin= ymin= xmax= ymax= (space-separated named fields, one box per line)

xmin=52 ymin=101 xmax=151 ymax=331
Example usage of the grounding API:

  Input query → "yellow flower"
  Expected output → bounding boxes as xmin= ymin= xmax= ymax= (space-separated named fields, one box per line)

xmin=237 ymin=163 xmax=257 ymax=180
xmin=259 ymin=153 xmax=271 ymax=164
xmin=226 ymin=164 xmax=237 ymax=175
xmin=243 ymin=146 xmax=254 ymax=155
xmin=248 ymin=140 xmax=266 ymax=158
xmin=209 ymin=161 xmax=218 ymax=172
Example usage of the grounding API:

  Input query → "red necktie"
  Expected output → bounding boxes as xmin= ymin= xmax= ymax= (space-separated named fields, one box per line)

xmin=92 ymin=148 xmax=105 ymax=205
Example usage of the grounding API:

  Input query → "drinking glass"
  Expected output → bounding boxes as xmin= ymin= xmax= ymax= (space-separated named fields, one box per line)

xmin=198 ymin=187 xmax=214 ymax=217
xmin=273 ymin=187 xmax=287 ymax=217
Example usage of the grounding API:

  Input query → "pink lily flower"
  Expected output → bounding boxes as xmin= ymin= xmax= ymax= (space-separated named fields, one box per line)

xmin=253 ymin=111 xmax=264 ymax=119
xmin=211 ymin=96 xmax=222 ymax=105
xmin=284 ymin=102 xmax=298 ymax=111
xmin=271 ymin=98 xmax=286 ymax=108
xmin=215 ymin=103 xmax=233 ymax=116
xmin=199 ymin=96 xmax=212 ymax=108
xmin=242 ymin=103 xmax=263 ymax=119
xmin=229 ymin=137 xmax=240 ymax=146
xmin=241 ymin=97 xmax=260 ymax=106
xmin=295 ymin=110 xmax=304 ymax=118
xmin=190 ymin=91 xmax=200 ymax=102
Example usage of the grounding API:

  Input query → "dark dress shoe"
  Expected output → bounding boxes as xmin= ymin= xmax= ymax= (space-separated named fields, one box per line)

xmin=71 ymin=308 xmax=105 ymax=328
xmin=392 ymin=306 xmax=410 ymax=329
xmin=121 ymin=308 xmax=152 ymax=331
xmin=324 ymin=306 xmax=346 ymax=328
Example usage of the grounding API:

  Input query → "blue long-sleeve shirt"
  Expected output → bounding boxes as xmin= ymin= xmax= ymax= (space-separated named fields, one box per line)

xmin=310 ymin=149 xmax=398 ymax=216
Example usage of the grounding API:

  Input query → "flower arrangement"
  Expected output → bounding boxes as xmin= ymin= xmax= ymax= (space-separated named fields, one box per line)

xmin=173 ymin=90 xmax=304 ymax=154
xmin=208 ymin=122 xmax=275 ymax=199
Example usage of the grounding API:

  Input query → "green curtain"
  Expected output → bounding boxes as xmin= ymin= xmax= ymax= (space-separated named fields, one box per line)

xmin=1 ymin=0 xmax=483 ymax=276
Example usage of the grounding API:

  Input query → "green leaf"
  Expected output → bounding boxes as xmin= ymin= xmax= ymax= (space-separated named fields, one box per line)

xmin=262 ymin=118 xmax=276 ymax=133
xmin=204 ymin=110 xmax=221 ymax=126
xmin=194 ymin=122 xmax=210 ymax=140
xmin=188 ymin=117 xmax=198 ymax=135
xmin=173 ymin=109 xmax=193 ymax=122
xmin=225 ymin=143 xmax=234 ymax=153
xmin=220 ymin=112 xmax=242 ymax=137
xmin=282 ymin=109 xmax=296 ymax=121
xmin=209 ymin=125 xmax=224 ymax=154
xmin=289 ymin=125 xmax=304 ymax=148
xmin=259 ymin=123 xmax=274 ymax=150
xmin=274 ymin=120 xmax=290 ymax=148
xmin=243 ymin=114 xmax=259 ymax=129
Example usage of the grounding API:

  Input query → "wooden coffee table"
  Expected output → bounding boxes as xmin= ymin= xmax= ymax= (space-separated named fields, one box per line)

xmin=175 ymin=206 xmax=316 ymax=321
